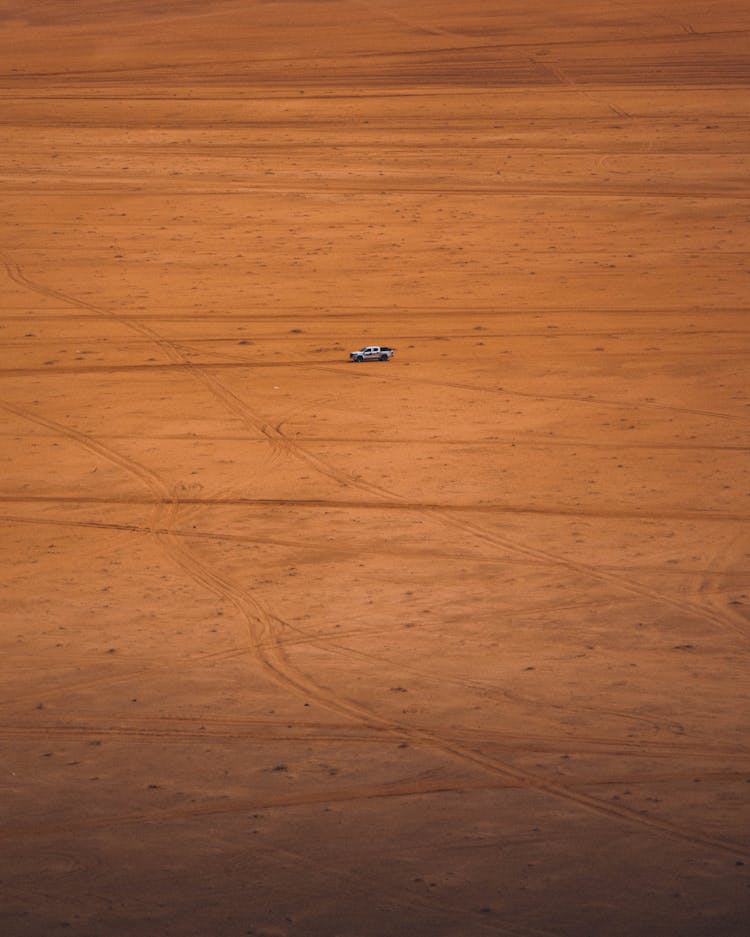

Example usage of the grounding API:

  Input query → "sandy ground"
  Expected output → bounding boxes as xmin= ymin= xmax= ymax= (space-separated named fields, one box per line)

xmin=1 ymin=2 xmax=749 ymax=935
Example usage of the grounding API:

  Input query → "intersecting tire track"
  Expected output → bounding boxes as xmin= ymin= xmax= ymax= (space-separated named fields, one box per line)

xmin=147 ymin=370 xmax=750 ymax=649
xmin=4 ymin=252 xmax=749 ymax=860
xmin=4 ymin=400 xmax=749 ymax=861
xmin=273 ymin=622 xmax=701 ymax=741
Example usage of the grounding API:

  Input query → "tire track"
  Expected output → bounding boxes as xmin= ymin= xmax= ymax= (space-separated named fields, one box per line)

xmin=275 ymin=625 xmax=690 ymax=740
xmin=0 ymin=773 xmax=514 ymax=833
xmin=3 ymin=716 xmax=743 ymax=762
xmin=275 ymin=614 xmax=746 ymax=747
xmin=4 ymin=306 xmax=747 ymax=323
xmin=222 ymin=843 xmax=558 ymax=937
xmin=0 ymin=720 xmax=401 ymax=747
xmin=5 ymin=381 xmax=748 ymax=666
xmin=694 ymin=526 xmax=750 ymax=639
xmin=172 ymin=362 xmax=396 ymax=499
xmin=0 ymin=511 xmax=485 ymax=565
xmin=244 ymin=413 xmax=750 ymax=645
xmin=0 ymin=360 xmax=343 ymax=377
xmin=0 ymin=247 xmax=288 ymax=462
xmin=6 ymin=402 xmax=749 ymax=858
xmin=0 ymin=400 xmax=172 ymax=502
xmin=420 ymin=506 xmax=750 ymax=647
xmin=112 ymin=338 xmax=749 ymax=641
xmin=4 ymin=254 xmax=749 ymax=857
xmin=314 ymin=364 xmax=750 ymax=424
xmin=2 ymin=535 xmax=729 ymax=762
xmin=2 ymin=498 xmax=749 ymax=524
xmin=354 ymin=0 xmax=457 ymax=39
xmin=303 ymin=369 xmax=750 ymax=643
xmin=4 ymin=181 xmax=748 ymax=198
xmin=0 ymin=644 xmax=262 ymax=711
xmin=143 ymin=500 xmax=750 ymax=859
xmin=528 ymin=55 xmax=632 ymax=119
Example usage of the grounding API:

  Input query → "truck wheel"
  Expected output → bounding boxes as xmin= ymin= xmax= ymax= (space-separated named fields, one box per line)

xmin=380 ymin=354 xmax=388 ymax=360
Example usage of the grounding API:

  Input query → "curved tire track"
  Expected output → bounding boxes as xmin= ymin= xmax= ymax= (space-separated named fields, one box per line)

xmin=6 ymin=399 xmax=749 ymax=859
xmin=4 ymin=254 xmax=749 ymax=859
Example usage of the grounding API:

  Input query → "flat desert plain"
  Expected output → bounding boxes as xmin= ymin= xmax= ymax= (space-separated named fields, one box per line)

xmin=1 ymin=2 xmax=749 ymax=935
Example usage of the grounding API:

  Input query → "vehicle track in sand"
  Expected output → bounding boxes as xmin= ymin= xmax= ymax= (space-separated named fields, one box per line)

xmin=0 ymin=717 xmax=400 ymax=747
xmin=4 ymin=252 xmax=749 ymax=859
xmin=2 ymin=495 xmax=747 ymax=524
xmin=418 ymin=506 xmax=750 ymax=646
xmin=184 ymin=835 xmax=559 ymax=937
xmin=692 ymin=525 xmax=750 ymax=643
xmin=4 ymin=181 xmax=750 ymax=199
xmin=4 ymin=305 xmax=748 ymax=323
xmin=5 ymin=406 xmax=749 ymax=860
xmin=3 ymin=510 xmax=736 ymax=763
xmin=3 ymin=420 xmax=748 ymax=656
xmin=2 ymin=714 xmax=745 ymax=766
xmin=3 ymin=781 xmax=565 ymax=937
xmin=0 ymin=641 xmax=261 ymax=711
xmin=3 ymin=244 xmax=738 ymax=527
xmin=9 ymin=432 xmax=744 ymax=455
xmin=7 ymin=769 xmax=500 ymax=834
xmin=0 ymin=510 xmax=488 ymax=566
xmin=527 ymin=55 xmax=632 ymax=120
xmin=274 ymin=611 xmax=748 ymax=750
xmin=315 ymin=364 xmax=750 ymax=424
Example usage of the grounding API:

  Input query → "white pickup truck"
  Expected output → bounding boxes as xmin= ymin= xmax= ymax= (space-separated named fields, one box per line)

xmin=349 ymin=345 xmax=395 ymax=362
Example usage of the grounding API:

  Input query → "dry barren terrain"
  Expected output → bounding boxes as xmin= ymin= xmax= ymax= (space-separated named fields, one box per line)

xmin=1 ymin=2 xmax=749 ymax=935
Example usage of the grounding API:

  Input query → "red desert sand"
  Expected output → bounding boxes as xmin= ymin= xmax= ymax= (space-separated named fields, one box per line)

xmin=1 ymin=2 xmax=749 ymax=935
